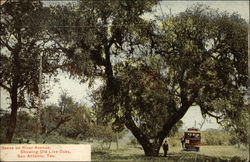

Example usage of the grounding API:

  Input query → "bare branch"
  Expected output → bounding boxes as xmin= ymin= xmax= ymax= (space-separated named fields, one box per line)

xmin=205 ymin=111 xmax=224 ymax=124
xmin=0 ymin=39 xmax=13 ymax=52
xmin=42 ymin=116 xmax=71 ymax=143
xmin=206 ymin=111 xmax=223 ymax=119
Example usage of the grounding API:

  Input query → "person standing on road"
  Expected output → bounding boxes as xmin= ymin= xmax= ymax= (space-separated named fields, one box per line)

xmin=181 ymin=136 xmax=185 ymax=149
xmin=162 ymin=140 xmax=169 ymax=157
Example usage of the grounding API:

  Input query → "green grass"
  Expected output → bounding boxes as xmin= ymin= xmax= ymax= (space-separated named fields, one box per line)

xmin=199 ymin=145 xmax=248 ymax=159
xmin=92 ymin=143 xmax=249 ymax=161
xmin=9 ymin=135 xmax=249 ymax=161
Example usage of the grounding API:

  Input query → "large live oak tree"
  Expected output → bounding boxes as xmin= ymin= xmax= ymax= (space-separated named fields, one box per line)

xmin=92 ymin=60 xmax=185 ymax=155
xmin=47 ymin=2 xmax=247 ymax=156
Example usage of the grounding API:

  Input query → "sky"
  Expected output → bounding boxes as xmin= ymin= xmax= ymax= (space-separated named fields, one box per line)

xmin=1 ymin=1 xmax=249 ymax=131
xmin=160 ymin=1 xmax=249 ymax=21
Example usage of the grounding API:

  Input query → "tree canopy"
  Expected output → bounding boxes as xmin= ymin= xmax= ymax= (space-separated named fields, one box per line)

xmin=158 ymin=5 xmax=248 ymax=144
xmin=0 ymin=0 xmax=61 ymax=143
xmin=91 ymin=4 xmax=248 ymax=156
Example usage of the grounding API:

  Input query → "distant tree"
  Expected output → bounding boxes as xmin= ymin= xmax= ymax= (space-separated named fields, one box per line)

xmin=40 ymin=93 xmax=125 ymax=145
xmin=86 ymin=123 xmax=125 ymax=150
xmin=39 ymin=92 xmax=93 ymax=143
xmin=222 ymin=105 xmax=248 ymax=146
xmin=0 ymin=0 xmax=60 ymax=143
xmin=202 ymin=130 xmax=231 ymax=145
xmin=55 ymin=93 xmax=93 ymax=139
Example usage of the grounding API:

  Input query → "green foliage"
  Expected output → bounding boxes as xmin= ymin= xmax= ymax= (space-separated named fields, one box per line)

xmin=0 ymin=0 xmax=61 ymax=102
xmin=39 ymin=93 xmax=93 ymax=142
xmin=0 ymin=0 xmax=62 ymax=142
xmin=51 ymin=93 xmax=125 ymax=142
xmin=46 ymin=0 xmax=158 ymax=83
xmin=0 ymin=111 xmax=36 ymax=143
xmin=0 ymin=113 xmax=8 ymax=143
xmin=93 ymin=61 xmax=179 ymax=137
xmin=0 ymin=92 xmax=124 ymax=144
xmin=1 ymin=0 xmax=42 ymax=107
xmin=202 ymin=130 xmax=231 ymax=145
xmin=42 ymin=133 xmax=78 ymax=144
xmin=159 ymin=4 xmax=248 ymax=145
xmin=167 ymin=131 xmax=183 ymax=147
xmin=90 ymin=4 xmax=248 ymax=156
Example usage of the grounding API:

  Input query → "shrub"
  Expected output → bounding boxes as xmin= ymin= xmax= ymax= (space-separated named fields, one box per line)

xmin=202 ymin=130 xmax=231 ymax=145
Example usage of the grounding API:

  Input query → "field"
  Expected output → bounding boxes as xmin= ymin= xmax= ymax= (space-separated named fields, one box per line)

xmin=92 ymin=142 xmax=249 ymax=161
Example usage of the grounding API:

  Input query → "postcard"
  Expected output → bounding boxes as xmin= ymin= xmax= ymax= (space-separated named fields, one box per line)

xmin=0 ymin=0 xmax=249 ymax=161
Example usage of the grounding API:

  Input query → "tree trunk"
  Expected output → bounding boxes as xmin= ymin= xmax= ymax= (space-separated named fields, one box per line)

xmin=124 ymin=105 xmax=191 ymax=156
xmin=5 ymin=48 xmax=20 ymax=143
xmin=124 ymin=112 xmax=163 ymax=156
xmin=143 ymin=144 xmax=161 ymax=156
xmin=116 ymin=133 xmax=119 ymax=149
xmin=5 ymin=88 xmax=18 ymax=143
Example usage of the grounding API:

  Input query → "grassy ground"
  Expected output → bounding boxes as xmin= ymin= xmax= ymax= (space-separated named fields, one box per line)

xmin=198 ymin=145 xmax=248 ymax=159
xmin=92 ymin=143 xmax=249 ymax=161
